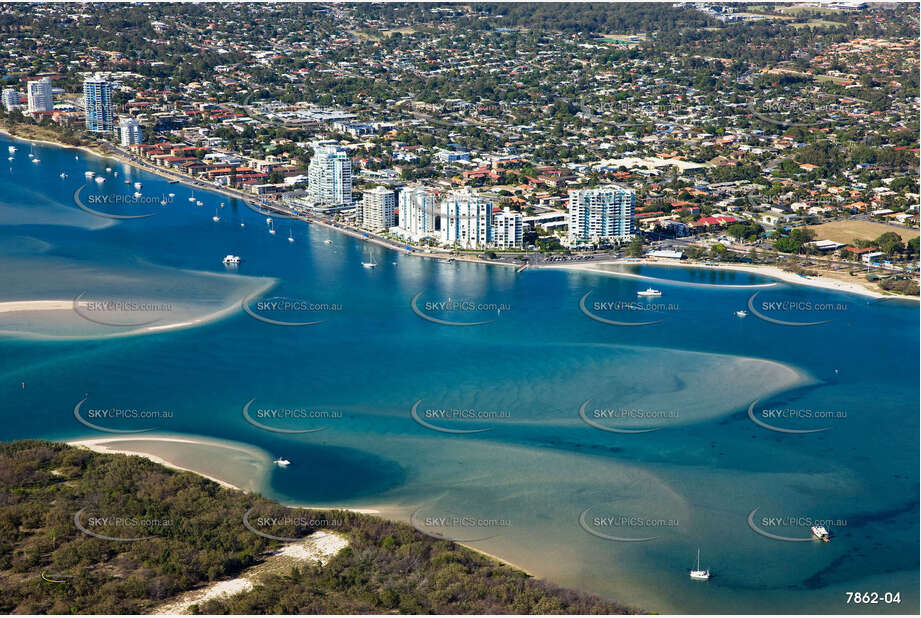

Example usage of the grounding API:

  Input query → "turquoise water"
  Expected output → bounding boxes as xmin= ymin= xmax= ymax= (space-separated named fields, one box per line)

xmin=0 ymin=135 xmax=918 ymax=613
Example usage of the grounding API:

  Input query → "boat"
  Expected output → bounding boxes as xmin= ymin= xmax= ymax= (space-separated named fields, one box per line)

xmin=361 ymin=248 xmax=377 ymax=269
xmin=124 ymin=179 xmax=130 ymax=184
xmin=265 ymin=217 xmax=272 ymax=224
xmin=287 ymin=227 xmax=294 ymax=243
xmin=735 ymin=310 xmax=748 ymax=318
xmin=114 ymin=171 xmax=118 ymax=177
xmin=160 ymin=198 xmax=168 ymax=205
xmin=31 ymin=158 xmax=39 ymax=164
xmin=689 ymin=548 xmax=710 ymax=580
xmin=196 ymin=200 xmax=203 ymax=206
xmin=637 ymin=288 xmax=662 ymax=297
xmin=105 ymin=167 xmax=112 ymax=173
xmin=268 ymin=219 xmax=276 ymax=235
xmin=59 ymin=172 xmax=67 ymax=179
xmin=27 ymin=153 xmax=33 ymax=158
xmin=324 ymin=239 xmax=333 ymax=245
xmin=240 ymin=222 xmax=245 ymax=228
xmin=168 ymin=193 xmax=175 ymax=198
xmin=85 ymin=171 xmax=95 ymax=178
xmin=811 ymin=526 xmax=830 ymax=542
xmin=134 ymin=182 xmax=142 ymax=190
xmin=222 ymin=254 xmax=241 ymax=265
xmin=212 ymin=207 xmax=221 ymax=222
xmin=94 ymin=176 xmax=105 ymax=184
xmin=6 ymin=156 xmax=12 ymax=161
xmin=188 ymin=196 xmax=196 ymax=202
xmin=7 ymin=146 xmax=16 ymax=153
xmin=273 ymin=458 xmax=291 ymax=468
xmin=133 ymin=191 xmax=143 ymax=198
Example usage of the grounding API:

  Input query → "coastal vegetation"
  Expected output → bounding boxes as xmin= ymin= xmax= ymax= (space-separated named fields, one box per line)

xmin=0 ymin=440 xmax=630 ymax=614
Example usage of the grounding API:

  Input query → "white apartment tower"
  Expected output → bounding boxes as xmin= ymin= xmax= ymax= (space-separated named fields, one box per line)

xmin=307 ymin=143 xmax=352 ymax=207
xmin=493 ymin=207 xmax=523 ymax=249
xmin=360 ymin=186 xmax=396 ymax=231
xmin=118 ymin=116 xmax=143 ymax=146
xmin=2 ymin=88 xmax=19 ymax=112
xmin=567 ymin=185 xmax=635 ymax=244
xmin=26 ymin=77 xmax=53 ymax=113
xmin=397 ymin=186 xmax=437 ymax=241
xmin=439 ymin=190 xmax=492 ymax=250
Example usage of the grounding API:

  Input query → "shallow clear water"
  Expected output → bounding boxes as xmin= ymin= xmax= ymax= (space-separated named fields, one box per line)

xmin=0 ymin=134 xmax=917 ymax=613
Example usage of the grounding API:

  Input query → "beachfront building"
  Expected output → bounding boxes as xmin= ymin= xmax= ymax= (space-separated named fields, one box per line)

xmin=2 ymin=88 xmax=19 ymax=112
xmin=439 ymin=189 xmax=492 ymax=250
xmin=307 ymin=143 xmax=352 ymax=208
xmin=567 ymin=185 xmax=635 ymax=245
xmin=360 ymin=186 xmax=396 ymax=231
xmin=83 ymin=77 xmax=114 ymax=133
xmin=118 ymin=116 xmax=143 ymax=146
xmin=493 ymin=207 xmax=523 ymax=249
xmin=397 ymin=186 xmax=438 ymax=242
xmin=26 ymin=78 xmax=53 ymax=113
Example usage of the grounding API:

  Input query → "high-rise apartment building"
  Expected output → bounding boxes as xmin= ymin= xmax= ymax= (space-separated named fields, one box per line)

xmin=567 ymin=185 xmax=635 ymax=244
xmin=84 ymin=77 xmax=114 ymax=132
xmin=360 ymin=186 xmax=396 ymax=231
xmin=439 ymin=190 xmax=492 ymax=250
xmin=493 ymin=207 xmax=523 ymax=249
xmin=26 ymin=77 xmax=53 ymax=113
xmin=307 ymin=143 xmax=352 ymax=207
xmin=397 ymin=186 xmax=438 ymax=241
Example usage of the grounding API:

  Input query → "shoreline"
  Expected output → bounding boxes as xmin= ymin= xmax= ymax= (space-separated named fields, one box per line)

xmin=541 ymin=258 xmax=920 ymax=301
xmin=6 ymin=125 xmax=913 ymax=294
xmin=64 ymin=435 xmax=530 ymax=575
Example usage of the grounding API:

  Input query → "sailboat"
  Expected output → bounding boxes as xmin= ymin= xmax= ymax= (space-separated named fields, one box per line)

xmin=287 ymin=227 xmax=294 ymax=243
xmin=361 ymin=248 xmax=377 ymax=269
xmin=689 ymin=548 xmax=710 ymax=580
xmin=268 ymin=219 xmax=276 ymax=235
xmin=212 ymin=207 xmax=221 ymax=222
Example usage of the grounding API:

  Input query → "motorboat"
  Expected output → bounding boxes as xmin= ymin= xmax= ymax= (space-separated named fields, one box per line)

xmin=637 ymin=288 xmax=662 ymax=297
xmin=735 ymin=310 xmax=748 ymax=318
xmin=273 ymin=458 xmax=291 ymax=468
xmin=222 ymin=254 xmax=241 ymax=265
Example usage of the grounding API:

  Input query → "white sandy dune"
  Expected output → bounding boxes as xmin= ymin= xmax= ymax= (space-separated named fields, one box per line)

xmin=151 ymin=531 xmax=348 ymax=615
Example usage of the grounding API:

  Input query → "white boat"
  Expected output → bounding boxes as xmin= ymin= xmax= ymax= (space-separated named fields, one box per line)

xmin=689 ymin=548 xmax=710 ymax=580
xmin=134 ymin=182 xmax=142 ymax=190
xmin=59 ymin=172 xmax=67 ymax=178
xmin=114 ymin=171 xmax=118 ymax=177
xmin=188 ymin=196 xmax=196 ymax=202
xmin=196 ymin=200 xmax=203 ymax=206
xmin=31 ymin=158 xmax=39 ymax=164
xmin=222 ymin=254 xmax=241 ymax=265
xmin=124 ymin=179 xmax=130 ymax=184
xmin=160 ymin=198 xmax=168 ymax=205
xmin=265 ymin=217 xmax=272 ymax=224
xmin=811 ymin=526 xmax=830 ymax=542
xmin=637 ymin=288 xmax=662 ymax=297
xmin=27 ymin=153 xmax=33 ymax=158
xmin=361 ymin=248 xmax=377 ymax=269
xmin=74 ymin=154 xmax=78 ymax=160
xmin=7 ymin=146 xmax=16 ymax=153
xmin=94 ymin=176 xmax=105 ymax=184
xmin=287 ymin=228 xmax=294 ymax=243
xmin=133 ymin=191 xmax=143 ymax=198
xmin=84 ymin=171 xmax=95 ymax=178
xmin=324 ymin=239 xmax=333 ymax=245
xmin=6 ymin=156 xmax=12 ymax=161
xmin=168 ymin=193 xmax=175 ymax=198
xmin=273 ymin=458 xmax=291 ymax=468
xmin=268 ymin=220 xmax=276 ymax=235
xmin=735 ymin=310 xmax=748 ymax=318
xmin=212 ymin=207 xmax=221 ymax=222
xmin=105 ymin=167 xmax=112 ymax=173
xmin=240 ymin=222 xmax=245 ymax=227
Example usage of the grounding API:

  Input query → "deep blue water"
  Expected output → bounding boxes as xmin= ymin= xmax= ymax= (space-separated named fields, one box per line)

xmin=0 ymin=135 xmax=918 ymax=613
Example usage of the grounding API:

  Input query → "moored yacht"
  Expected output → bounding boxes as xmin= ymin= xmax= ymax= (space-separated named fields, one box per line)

xmin=689 ymin=548 xmax=710 ymax=580
xmin=222 ymin=254 xmax=241 ymax=265
xmin=811 ymin=526 xmax=830 ymax=542
xmin=273 ymin=458 xmax=291 ymax=468
xmin=637 ymin=288 xmax=662 ymax=297
xmin=735 ymin=310 xmax=748 ymax=318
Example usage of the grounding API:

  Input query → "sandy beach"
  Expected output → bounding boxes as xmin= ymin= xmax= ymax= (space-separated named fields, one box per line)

xmin=542 ymin=258 xmax=920 ymax=301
